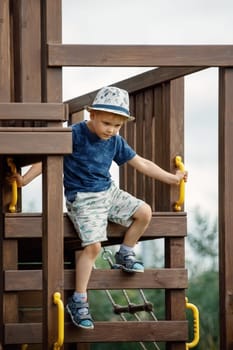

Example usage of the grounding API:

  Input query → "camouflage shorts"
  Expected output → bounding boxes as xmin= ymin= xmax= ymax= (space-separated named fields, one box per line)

xmin=66 ymin=182 xmax=144 ymax=247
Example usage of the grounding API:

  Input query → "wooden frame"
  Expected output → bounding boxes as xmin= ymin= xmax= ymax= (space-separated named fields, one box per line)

xmin=1 ymin=0 xmax=232 ymax=349
xmin=48 ymin=44 xmax=233 ymax=66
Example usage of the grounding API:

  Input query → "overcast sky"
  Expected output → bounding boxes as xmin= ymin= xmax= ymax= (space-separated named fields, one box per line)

xmin=23 ymin=0 xmax=233 ymax=224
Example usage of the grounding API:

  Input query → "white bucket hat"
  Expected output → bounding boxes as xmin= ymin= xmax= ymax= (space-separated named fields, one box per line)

xmin=86 ymin=86 xmax=135 ymax=121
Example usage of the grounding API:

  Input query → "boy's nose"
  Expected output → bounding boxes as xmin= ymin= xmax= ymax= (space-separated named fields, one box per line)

xmin=107 ymin=127 xmax=114 ymax=134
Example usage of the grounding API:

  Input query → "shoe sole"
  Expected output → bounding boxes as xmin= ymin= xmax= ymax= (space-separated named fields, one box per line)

xmin=66 ymin=305 xmax=94 ymax=329
xmin=112 ymin=263 xmax=144 ymax=273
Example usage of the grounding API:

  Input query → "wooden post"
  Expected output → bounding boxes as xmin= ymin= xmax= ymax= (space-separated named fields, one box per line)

xmin=41 ymin=1 xmax=64 ymax=348
xmin=219 ymin=67 xmax=233 ymax=350
xmin=164 ymin=78 xmax=186 ymax=350
xmin=42 ymin=156 xmax=64 ymax=348
xmin=0 ymin=2 xmax=16 ymax=349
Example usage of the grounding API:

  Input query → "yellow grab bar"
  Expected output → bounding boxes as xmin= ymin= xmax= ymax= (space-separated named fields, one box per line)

xmin=173 ymin=155 xmax=185 ymax=211
xmin=53 ymin=292 xmax=64 ymax=350
xmin=7 ymin=157 xmax=18 ymax=213
xmin=21 ymin=345 xmax=28 ymax=350
xmin=186 ymin=297 xmax=200 ymax=349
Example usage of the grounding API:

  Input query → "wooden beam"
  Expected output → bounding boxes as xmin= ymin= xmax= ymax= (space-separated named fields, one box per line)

xmin=66 ymin=67 xmax=204 ymax=114
xmin=0 ymin=103 xmax=68 ymax=121
xmin=4 ymin=212 xmax=187 ymax=239
xmin=66 ymin=321 xmax=188 ymax=343
xmin=48 ymin=44 xmax=233 ymax=67
xmin=0 ymin=1 xmax=11 ymax=346
xmin=0 ymin=128 xmax=72 ymax=154
xmin=0 ymin=0 xmax=11 ymax=102
xmin=4 ymin=321 xmax=188 ymax=344
xmin=42 ymin=156 xmax=64 ymax=348
xmin=4 ymin=268 xmax=188 ymax=291
xmin=41 ymin=0 xmax=63 ymax=345
xmin=219 ymin=67 xmax=233 ymax=350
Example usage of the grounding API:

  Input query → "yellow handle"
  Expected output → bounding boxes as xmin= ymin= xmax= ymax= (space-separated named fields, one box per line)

xmin=173 ymin=155 xmax=185 ymax=211
xmin=53 ymin=292 xmax=64 ymax=350
xmin=186 ymin=297 xmax=200 ymax=349
xmin=7 ymin=157 xmax=17 ymax=213
xmin=21 ymin=345 xmax=28 ymax=350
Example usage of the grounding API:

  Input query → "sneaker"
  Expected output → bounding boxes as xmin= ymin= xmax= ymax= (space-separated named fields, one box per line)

xmin=114 ymin=250 xmax=144 ymax=273
xmin=66 ymin=297 xmax=94 ymax=329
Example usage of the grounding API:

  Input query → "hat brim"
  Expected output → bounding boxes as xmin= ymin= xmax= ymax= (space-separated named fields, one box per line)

xmin=86 ymin=106 xmax=135 ymax=121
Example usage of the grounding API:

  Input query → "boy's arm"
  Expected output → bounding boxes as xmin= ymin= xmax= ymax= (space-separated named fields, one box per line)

xmin=127 ymin=155 xmax=187 ymax=185
xmin=7 ymin=162 xmax=42 ymax=187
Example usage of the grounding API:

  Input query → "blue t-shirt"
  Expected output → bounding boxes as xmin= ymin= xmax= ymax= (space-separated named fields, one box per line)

xmin=64 ymin=121 xmax=136 ymax=201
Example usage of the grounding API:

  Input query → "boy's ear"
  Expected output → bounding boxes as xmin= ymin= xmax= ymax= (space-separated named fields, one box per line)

xmin=89 ymin=110 xmax=96 ymax=120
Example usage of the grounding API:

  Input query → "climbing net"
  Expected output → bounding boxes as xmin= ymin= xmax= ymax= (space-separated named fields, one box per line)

xmin=98 ymin=248 xmax=162 ymax=350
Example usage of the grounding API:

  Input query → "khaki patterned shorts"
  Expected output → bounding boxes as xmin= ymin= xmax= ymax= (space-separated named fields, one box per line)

xmin=66 ymin=182 xmax=144 ymax=247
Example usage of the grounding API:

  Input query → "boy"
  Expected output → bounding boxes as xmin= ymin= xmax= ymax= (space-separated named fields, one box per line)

xmin=8 ymin=86 xmax=187 ymax=329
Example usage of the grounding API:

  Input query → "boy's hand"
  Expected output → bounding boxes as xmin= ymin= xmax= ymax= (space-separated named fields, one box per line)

xmin=6 ymin=173 xmax=24 ymax=187
xmin=175 ymin=170 xmax=188 ymax=184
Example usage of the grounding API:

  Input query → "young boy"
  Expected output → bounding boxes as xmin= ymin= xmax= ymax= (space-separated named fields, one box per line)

xmin=8 ymin=86 xmax=187 ymax=330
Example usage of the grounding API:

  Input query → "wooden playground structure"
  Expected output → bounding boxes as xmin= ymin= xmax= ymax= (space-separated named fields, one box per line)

xmin=1 ymin=1 xmax=233 ymax=349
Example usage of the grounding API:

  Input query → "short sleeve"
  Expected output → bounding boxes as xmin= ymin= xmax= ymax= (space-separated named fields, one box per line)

xmin=113 ymin=135 xmax=136 ymax=165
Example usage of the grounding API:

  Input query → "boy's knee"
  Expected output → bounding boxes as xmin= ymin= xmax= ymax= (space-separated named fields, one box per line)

xmin=84 ymin=242 xmax=102 ymax=258
xmin=135 ymin=203 xmax=152 ymax=223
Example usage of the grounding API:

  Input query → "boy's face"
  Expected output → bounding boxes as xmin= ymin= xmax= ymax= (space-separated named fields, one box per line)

xmin=88 ymin=111 xmax=126 ymax=140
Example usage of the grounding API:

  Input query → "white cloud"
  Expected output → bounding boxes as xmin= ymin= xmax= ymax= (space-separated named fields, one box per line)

xmin=62 ymin=0 xmax=233 ymax=44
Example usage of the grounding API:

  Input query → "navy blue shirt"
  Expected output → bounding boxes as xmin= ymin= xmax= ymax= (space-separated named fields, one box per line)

xmin=64 ymin=121 xmax=136 ymax=201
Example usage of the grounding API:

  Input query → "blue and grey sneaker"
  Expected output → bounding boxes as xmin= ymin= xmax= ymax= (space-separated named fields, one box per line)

xmin=66 ymin=297 xmax=94 ymax=329
xmin=114 ymin=250 xmax=144 ymax=273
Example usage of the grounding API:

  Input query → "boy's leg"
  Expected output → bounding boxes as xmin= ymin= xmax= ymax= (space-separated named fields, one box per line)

xmin=115 ymin=203 xmax=152 ymax=272
xmin=122 ymin=203 xmax=152 ymax=246
xmin=66 ymin=242 xmax=101 ymax=329
xmin=75 ymin=243 xmax=101 ymax=292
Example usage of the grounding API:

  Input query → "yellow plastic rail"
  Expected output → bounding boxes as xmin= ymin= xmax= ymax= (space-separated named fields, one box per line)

xmin=186 ymin=297 xmax=200 ymax=349
xmin=173 ymin=155 xmax=185 ymax=211
xmin=7 ymin=157 xmax=17 ymax=213
xmin=21 ymin=345 xmax=28 ymax=350
xmin=53 ymin=292 xmax=64 ymax=350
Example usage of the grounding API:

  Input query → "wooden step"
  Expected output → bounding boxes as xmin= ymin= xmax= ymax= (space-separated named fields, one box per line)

xmin=4 ymin=211 xmax=187 ymax=241
xmin=4 ymin=320 xmax=188 ymax=344
xmin=4 ymin=268 xmax=188 ymax=291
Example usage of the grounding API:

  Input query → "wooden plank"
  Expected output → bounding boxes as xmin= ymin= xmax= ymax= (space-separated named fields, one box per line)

xmin=3 ymin=241 xmax=18 ymax=323
xmin=165 ymin=238 xmax=186 ymax=350
xmin=219 ymin=67 xmax=233 ymax=350
xmin=66 ymin=321 xmax=188 ymax=343
xmin=0 ymin=127 xmax=70 ymax=131
xmin=0 ymin=103 xmax=68 ymax=121
xmin=18 ymin=0 xmax=41 ymax=103
xmin=41 ymin=0 xmax=62 ymax=104
xmin=66 ymin=67 xmax=204 ymax=114
xmin=144 ymin=88 xmax=154 ymax=205
xmin=4 ymin=321 xmax=188 ymax=344
xmin=0 ymin=0 xmax=11 ymax=102
xmin=40 ymin=2 xmax=64 ymax=345
xmin=42 ymin=156 xmax=64 ymax=348
xmin=161 ymin=77 xmax=186 ymax=350
xmin=4 ymin=323 xmax=42 ymax=344
xmin=0 ymin=130 xmax=72 ymax=154
xmin=169 ymin=78 xmax=185 ymax=209
xmin=4 ymin=212 xmax=187 ymax=238
xmin=135 ymin=92 xmax=145 ymax=201
xmin=0 ymin=2 xmax=12 ymax=346
xmin=4 ymin=268 xmax=188 ymax=291
xmin=48 ymin=44 xmax=233 ymax=67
